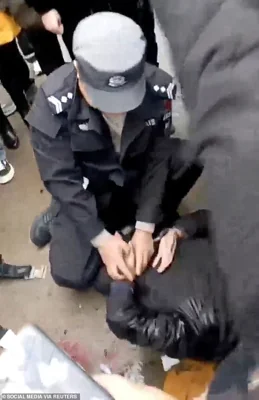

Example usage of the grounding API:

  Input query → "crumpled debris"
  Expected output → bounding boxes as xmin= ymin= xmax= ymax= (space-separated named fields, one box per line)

xmin=121 ymin=361 xmax=144 ymax=384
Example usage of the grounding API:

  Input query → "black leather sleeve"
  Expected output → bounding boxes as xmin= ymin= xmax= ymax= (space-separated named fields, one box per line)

xmin=174 ymin=210 xmax=210 ymax=239
xmin=106 ymin=282 xmax=189 ymax=358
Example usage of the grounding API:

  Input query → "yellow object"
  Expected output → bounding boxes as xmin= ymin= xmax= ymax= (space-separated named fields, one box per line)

xmin=163 ymin=359 xmax=217 ymax=400
xmin=0 ymin=12 xmax=21 ymax=46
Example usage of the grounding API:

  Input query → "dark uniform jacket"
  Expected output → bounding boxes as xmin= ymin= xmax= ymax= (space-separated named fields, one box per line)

xmin=105 ymin=210 xmax=238 ymax=362
xmin=27 ymin=62 xmax=176 ymax=242
xmin=150 ymin=1 xmax=259 ymax=398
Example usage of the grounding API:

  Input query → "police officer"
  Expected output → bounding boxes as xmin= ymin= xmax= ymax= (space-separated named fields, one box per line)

xmin=28 ymin=12 xmax=201 ymax=289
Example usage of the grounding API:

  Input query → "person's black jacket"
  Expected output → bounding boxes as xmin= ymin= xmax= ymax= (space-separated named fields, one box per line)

xmin=105 ymin=210 xmax=238 ymax=362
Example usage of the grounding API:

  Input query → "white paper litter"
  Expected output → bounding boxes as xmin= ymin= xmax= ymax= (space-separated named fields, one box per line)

xmin=161 ymin=355 xmax=180 ymax=372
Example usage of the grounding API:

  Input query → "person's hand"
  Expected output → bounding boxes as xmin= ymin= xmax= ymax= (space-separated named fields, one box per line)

xmin=124 ymin=240 xmax=136 ymax=278
xmin=41 ymin=9 xmax=64 ymax=35
xmin=131 ymin=230 xmax=154 ymax=276
xmin=98 ymin=234 xmax=135 ymax=282
xmin=153 ymin=228 xmax=184 ymax=273
xmin=94 ymin=374 xmax=176 ymax=400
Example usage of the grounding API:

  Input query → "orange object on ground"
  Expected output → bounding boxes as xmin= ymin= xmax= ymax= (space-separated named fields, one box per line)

xmin=163 ymin=359 xmax=217 ymax=400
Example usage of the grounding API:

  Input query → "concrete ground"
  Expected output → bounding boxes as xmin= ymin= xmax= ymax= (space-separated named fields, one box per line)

xmin=0 ymin=24 xmax=206 ymax=385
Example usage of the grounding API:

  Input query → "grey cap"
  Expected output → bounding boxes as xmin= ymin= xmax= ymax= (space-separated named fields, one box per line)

xmin=73 ymin=12 xmax=147 ymax=113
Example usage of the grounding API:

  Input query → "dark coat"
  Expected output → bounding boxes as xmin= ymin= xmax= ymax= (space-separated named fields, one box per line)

xmin=105 ymin=210 xmax=238 ymax=362
xmin=151 ymin=1 xmax=259 ymax=397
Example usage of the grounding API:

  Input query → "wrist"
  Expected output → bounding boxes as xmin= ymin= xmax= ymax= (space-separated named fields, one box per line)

xmin=169 ymin=227 xmax=186 ymax=239
xmin=135 ymin=229 xmax=153 ymax=237
xmin=91 ymin=229 xmax=113 ymax=248
xmin=135 ymin=221 xmax=155 ymax=234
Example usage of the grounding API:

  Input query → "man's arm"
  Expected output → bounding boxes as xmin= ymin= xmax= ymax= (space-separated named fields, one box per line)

xmin=174 ymin=210 xmax=210 ymax=239
xmin=24 ymin=0 xmax=63 ymax=34
xmin=133 ymin=119 xmax=174 ymax=275
xmin=31 ymin=127 xmax=106 ymax=243
xmin=136 ymin=122 xmax=173 ymax=227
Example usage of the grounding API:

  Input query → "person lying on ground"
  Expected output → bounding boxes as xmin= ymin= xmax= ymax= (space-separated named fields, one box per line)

xmin=96 ymin=210 xmax=238 ymax=363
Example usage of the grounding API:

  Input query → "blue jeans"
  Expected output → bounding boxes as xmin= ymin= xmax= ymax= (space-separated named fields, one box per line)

xmin=0 ymin=138 xmax=6 ymax=162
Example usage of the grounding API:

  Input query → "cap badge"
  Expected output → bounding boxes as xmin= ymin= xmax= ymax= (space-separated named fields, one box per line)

xmin=108 ymin=76 xmax=126 ymax=88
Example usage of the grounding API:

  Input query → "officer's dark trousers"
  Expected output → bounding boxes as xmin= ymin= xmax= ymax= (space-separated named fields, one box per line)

xmin=49 ymin=139 xmax=202 ymax=290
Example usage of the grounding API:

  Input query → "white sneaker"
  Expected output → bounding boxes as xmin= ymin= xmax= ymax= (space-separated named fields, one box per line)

xmin=0 ymin=160 xmax=15 ymax=184
xmin=1 ymin=102 xmax=16 ymax=117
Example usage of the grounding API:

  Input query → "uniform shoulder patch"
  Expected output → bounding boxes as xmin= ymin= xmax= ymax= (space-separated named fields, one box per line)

xmin=145 ymin=63 xmax=177 ymax=100
xmin=41 ymin=63 xmax=77 ymax=115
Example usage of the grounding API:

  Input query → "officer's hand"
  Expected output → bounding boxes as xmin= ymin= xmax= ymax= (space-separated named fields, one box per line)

xmin=98 ymin=234 xmax=135 ymax=282
xmin=131 ymin=230 xmax=154 ymax=276
xmin=41 ymin=9 xmax=64 ymax=35
xmin=152 ymin=228 xmax=183 ymax=273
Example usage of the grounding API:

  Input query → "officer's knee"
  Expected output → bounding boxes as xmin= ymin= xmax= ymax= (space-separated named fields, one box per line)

xmin=50 ymin=268 xmax=90 ymax=290
xmin=50 ymin=257 xmax=101 ymax=290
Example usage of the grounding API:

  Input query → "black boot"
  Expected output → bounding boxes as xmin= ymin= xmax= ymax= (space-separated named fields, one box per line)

xmin=0 ymin=117 xmax=19 ymax=149
xmin=30 ymin=200 xmax=59 ymax=248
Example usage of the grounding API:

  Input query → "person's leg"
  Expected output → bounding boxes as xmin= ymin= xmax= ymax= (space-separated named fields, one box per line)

xmin=27 ymin=29 xmax=64 ymax=75
xmin=0 ymin=139 xmax=6 ymax=162
xmin=0 ymin=40 xmax=30 ymax=119
xmin=49 ymin=206 xmax=102 ymax=289
xmin=0 ymin=135 xmax=15 ymax=184
xmin=0 ymin=107 xmax=19 ymax=149
xmin=208 ymin=345 xmax=253 ymax=399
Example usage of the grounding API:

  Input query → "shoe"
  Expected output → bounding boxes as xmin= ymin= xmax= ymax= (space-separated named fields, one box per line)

xmin=1 ymin=122 xmax=20 ymax=149
xmin=30 ymin=204 xmax=55 ymax=248
xmin=0 ymin=160 xmax=15 ymax=184
xmin=1 ymin=101 xmax=16 ymax=117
